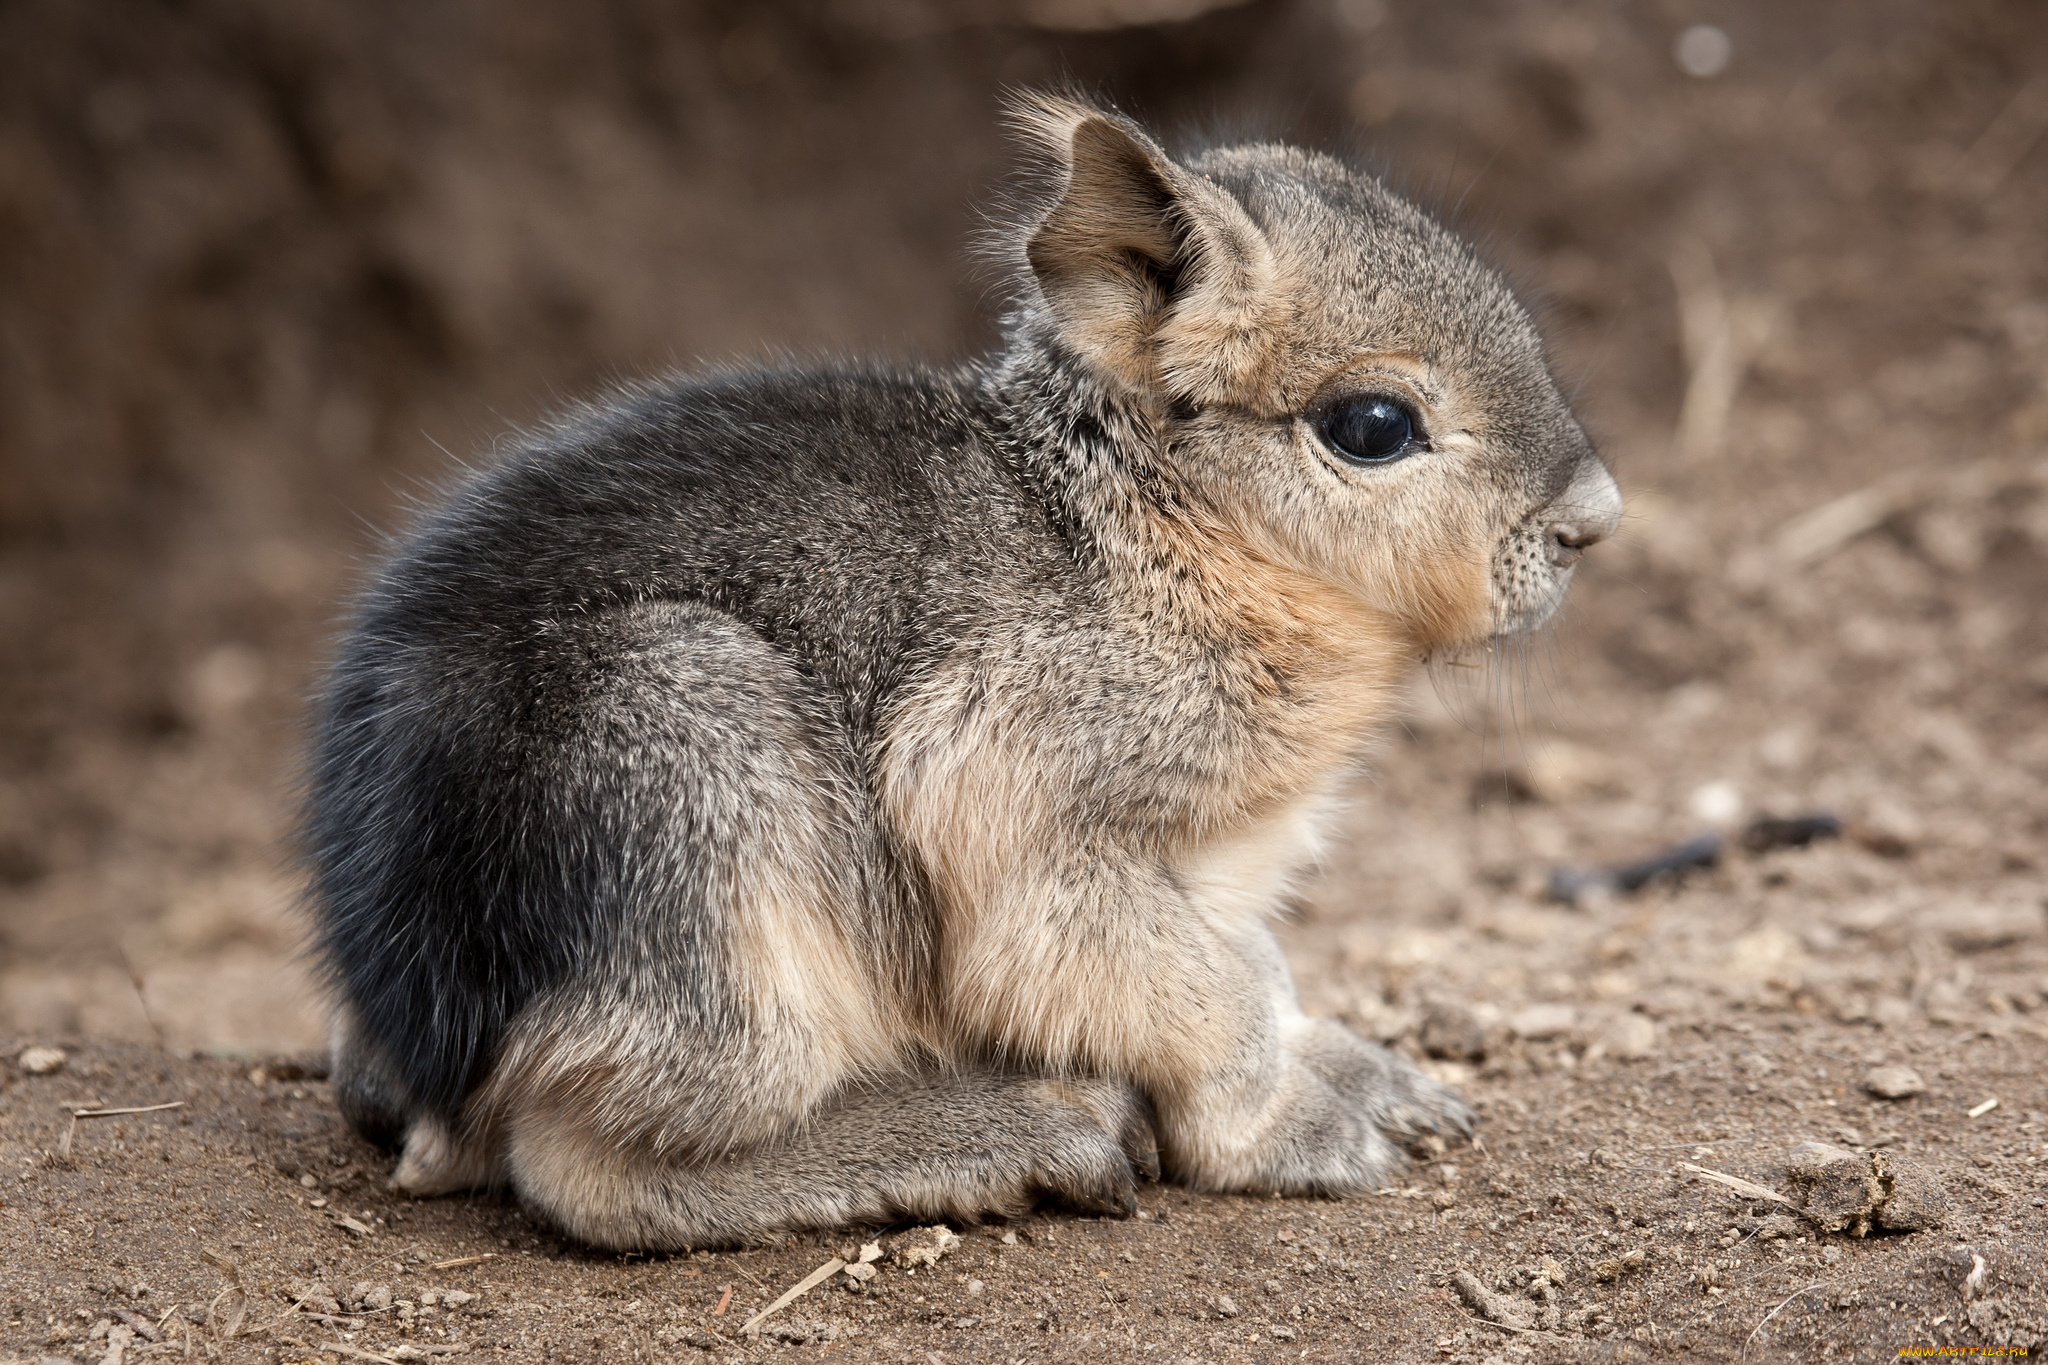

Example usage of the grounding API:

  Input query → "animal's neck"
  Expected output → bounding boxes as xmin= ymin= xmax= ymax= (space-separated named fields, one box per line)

xmin=984 ymin=322 xmax=1181 ymax=581
xmin=981 ymin=321 xmax=1411 ymax=800
xmin=985 ymin=322 xmax=1291 ymax=626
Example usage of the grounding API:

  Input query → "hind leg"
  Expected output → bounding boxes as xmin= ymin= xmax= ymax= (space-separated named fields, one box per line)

xmin=502 ymin=1069 xmax=1157 ymax=1250
xmin=331 ymin=1005 xmax=411 ymax=1151
xmin=334 ymin=1006 xmax=503 ymax=1192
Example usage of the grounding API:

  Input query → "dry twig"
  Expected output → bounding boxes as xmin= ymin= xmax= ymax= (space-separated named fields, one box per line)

xmin=427 ymin=1254 xmax=497 ymax=1270
xmin=317 ymin=1343 xmax=404 ymax=1365
xmin=73 ymin=1100 xmax=186 ymax=1119
xmin=1678 ymin=1162 xmax=1798 ymax=1208
xmin=740 ymin=1258 xmax=848 ymax=1336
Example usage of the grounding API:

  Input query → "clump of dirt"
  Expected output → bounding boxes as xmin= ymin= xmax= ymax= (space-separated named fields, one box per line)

xmin=1782 ymin=1141 xmax=1948 ymax=1236
xmin=6 ymin=0 xmax=2048 ymax=1360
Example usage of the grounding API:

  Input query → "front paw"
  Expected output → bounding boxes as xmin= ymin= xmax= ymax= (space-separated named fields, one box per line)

xmin=1296 ymin=1019 xmax=1475 ymax=1146
xmin=1022 ymin=1077 xmax=1156 ymax=1217
xmin=1243 ymin=1020 xmax=1472 ymax=1195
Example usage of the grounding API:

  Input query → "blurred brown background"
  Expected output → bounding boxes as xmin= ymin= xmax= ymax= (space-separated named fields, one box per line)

xmin=2 ymin=0 xmax=2044 ymax=1055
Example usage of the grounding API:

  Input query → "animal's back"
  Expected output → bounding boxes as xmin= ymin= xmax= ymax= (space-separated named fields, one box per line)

xmin=308 ymin=361 xmax=1058 ymax=1132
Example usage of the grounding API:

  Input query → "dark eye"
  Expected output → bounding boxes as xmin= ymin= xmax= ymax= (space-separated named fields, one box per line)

xmin=1318 ymin=396 xmax=1420 ymax=465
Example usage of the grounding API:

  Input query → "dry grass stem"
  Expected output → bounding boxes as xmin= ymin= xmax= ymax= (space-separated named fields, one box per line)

xmin=1678 ymin=1162 xmax=1797 ymax=1208
xmin=740 ymin=1258 xmax=848 ymax=1336
xmin=1743 ymin=1282 xmax=1824 ymax=1357
xmin=72 ymin=1100 xmax=186 ymax=1119
xmin=317 ymin=1343 xmax=405 ymax=1365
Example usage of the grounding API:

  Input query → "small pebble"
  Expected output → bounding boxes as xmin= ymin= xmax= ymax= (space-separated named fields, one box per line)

xmin=1420 ymin=1002 xmax=1487 ymax=1061
xmin=1509 ymin=1003 xmax=1576 ymax=1041
xmin=1214 ymin=1295 xmax=1239 ymax=1318
xmin=893 ymin=1225 xmax=962 ymax=1269
xmin=18 ymin=1046 xmax=66 ymax=1075
xmin=439 ymin=1290 xmax=477 ymax=1308
xmin=1598 ymin=1014 xmax=1659 ymax=1061
xmin=1864 ymin=1065 xmax=1926 ymax=1100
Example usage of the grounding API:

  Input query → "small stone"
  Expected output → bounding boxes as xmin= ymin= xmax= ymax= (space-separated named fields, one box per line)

xmin=1925 ymin=902 xmax=2044 ymax=953
xmin=966 ymin=1279 xmax=984 ymax=1295
xmin=1420 ymin=1002 xmax=1487 ymax=1061
xmin=1214 ymin=1295 xmax=1239 ymax=1318
xmin=1597 ymin=1013 xmax=1659 ymax=1061
xmin=1269 ymin=1325 xmax=1298 ymax=1341
xmin=299 ymin=1173 xmax=319 ymax=1188
xmin=1864 ymin=1066 xmax=1926 ymax=1100
xmin=892 ymin=1225 xmax=962 ymax=1269
xmin=1508 ymin=1003 xmax=1576 ymax=1041
xmin=361 ymin=1285 xmax=394 ymax=1312
xmin=1000 ymin=1230 xmax=1018 ymax=1246
xmin=438 ymin=1290 xmax=477 ymax=1309
xmin=290 ymin=1282 xmax=341 ymax=1316
xmin=842 ymin=1262 xmax=878 ymax=1284
xmin=18 ymin=1046 xmax=66 ymax=1075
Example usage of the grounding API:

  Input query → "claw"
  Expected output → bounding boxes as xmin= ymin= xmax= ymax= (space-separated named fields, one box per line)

xmin=1053 ymin=1162 xmax=1140 ymax=1219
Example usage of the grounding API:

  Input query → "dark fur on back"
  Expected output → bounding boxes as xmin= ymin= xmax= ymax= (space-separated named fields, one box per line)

xmin=311 ymin=367 xmax=1042 ymax=1123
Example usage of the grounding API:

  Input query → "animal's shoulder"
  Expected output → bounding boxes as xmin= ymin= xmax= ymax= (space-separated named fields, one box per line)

xmin=501 ymin=361 xmax=999 ymax=524
xmin=352 ymin=362 xmax=1075 ymax=701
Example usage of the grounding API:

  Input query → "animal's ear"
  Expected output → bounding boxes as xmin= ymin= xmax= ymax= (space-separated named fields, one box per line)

xmin=1015 ymin=96 xmax=1284 ymax=406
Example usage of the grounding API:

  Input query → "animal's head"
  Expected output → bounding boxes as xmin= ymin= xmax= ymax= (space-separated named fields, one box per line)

xmin=1009 ymin=95 xmax=1621 ymax=652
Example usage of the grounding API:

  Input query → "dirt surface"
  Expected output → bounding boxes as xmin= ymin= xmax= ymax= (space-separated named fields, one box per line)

xmin=5 ymin=0 xmax=2048 ymax=1360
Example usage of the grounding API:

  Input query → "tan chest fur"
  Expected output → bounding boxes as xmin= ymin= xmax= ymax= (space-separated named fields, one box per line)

xmin=1171 ymin=777 xmax=1347 ymax=934
xmin=878 ymin=532 xmax=1408 ymax=1069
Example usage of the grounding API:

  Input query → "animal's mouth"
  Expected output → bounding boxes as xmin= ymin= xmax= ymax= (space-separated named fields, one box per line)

xmin=1486 ymin=522 xmax=1576 ymax=638
xmin=1492 ymin=579 xmax=1570 ymax=638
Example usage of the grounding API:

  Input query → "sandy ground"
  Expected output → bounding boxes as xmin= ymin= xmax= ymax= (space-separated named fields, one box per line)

xmin=4 ymin=0 xmax=2048 ymax=1360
